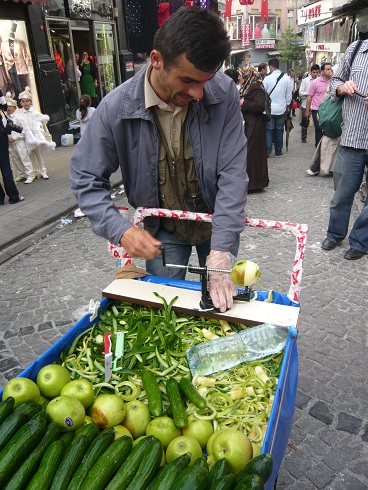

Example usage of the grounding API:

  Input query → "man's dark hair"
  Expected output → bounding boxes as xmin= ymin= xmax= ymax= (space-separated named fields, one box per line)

xmin=321 ymin=62 xmax=332 ymax=71
xmin=268 ymin=58 xmax=279 ymax=69
xmin=224 ymin=69 xmax=238 ymax=83
xmin=258 ymin=63 xmax=267 ymax=72
xmin=311 ymin=64 xmax=320 ymax=72
xmin=288 ymin=68 xmax=295 ymax=75
xmin=153 ymin=7 xmax=230 ymax=72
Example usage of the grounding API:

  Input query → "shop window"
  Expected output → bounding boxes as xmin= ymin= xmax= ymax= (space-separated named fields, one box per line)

xmin=317 ymin=18 xmax=350 ymax=44
xmin=46 ymin=20 xmax=79 ymax=122
xmin=94 ymin=23 xmax=119 ymax=97
xmin=227 ymin=15 xmax=243 ymax=40
xmin=0 ymin=20 xmax=40 ymax=110
xmin=249 ymin=15 xmax=279 ymax=40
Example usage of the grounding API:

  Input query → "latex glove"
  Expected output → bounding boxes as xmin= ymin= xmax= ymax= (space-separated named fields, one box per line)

xmin=206 ymin=251 xmax=237 ymax=313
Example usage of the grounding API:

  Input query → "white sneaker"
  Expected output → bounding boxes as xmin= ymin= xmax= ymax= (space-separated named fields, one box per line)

xmin=305 ymin=169 xmax=319 ymax=176
xmin=74 ymin=208 xmax=86 ymax=218
xmin=15 ymin=176 xmax=26 ymax=182
xmin=41 ymin=173 xmax=49 ymax=179
xmin=24 ymin=177 xmax=34 ymax=184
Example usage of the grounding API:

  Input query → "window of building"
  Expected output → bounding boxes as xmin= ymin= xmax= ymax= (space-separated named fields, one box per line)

xmin=228 ymin=15 xmax=243 ymax=40
xmin=249 ymin=15 xmax=280 ymax=40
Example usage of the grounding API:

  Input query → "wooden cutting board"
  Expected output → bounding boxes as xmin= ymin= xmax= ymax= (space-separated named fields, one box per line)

xmin=102 ymin=279 xmax=300 ymax=328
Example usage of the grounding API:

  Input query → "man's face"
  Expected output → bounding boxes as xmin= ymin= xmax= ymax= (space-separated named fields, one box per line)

xmin=310 ymin=69 xmax=319 ymax=79
xmin=260 ymin=67 xmax=267 ymax=76
xmin=322 ymin=64 xmax=333 ymax=79
xmin=75 ymin=53 xmax=79 ymax=64
xmin=20 ymin=98 xmax=32 ymax=110
xmin=150 ymin=51 xmax=216 ymax=108
xmin=6 ymin=106 xmax=16 ymax=115
xmin=290 ymin=70 xmax=295 ymax=77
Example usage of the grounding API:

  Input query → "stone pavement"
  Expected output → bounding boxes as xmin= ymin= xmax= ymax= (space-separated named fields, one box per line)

xmin=0 ymin=118 xmax=367 ymax=488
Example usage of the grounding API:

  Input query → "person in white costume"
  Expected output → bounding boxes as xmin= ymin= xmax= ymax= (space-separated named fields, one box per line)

xmin=17 ymin=88 xmax=55 ymax=179
xmin=5 ymin=94 xmax=35 ymax=184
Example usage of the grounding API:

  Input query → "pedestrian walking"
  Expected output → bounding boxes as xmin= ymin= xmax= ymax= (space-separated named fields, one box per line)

xmin=299 ymin=64 xmax=319 ymax=143
xmin=76 ymin=94 xmax=96 ymax=137
xmin=5 ymin=94 xmax=35 ymax=184
xmin=263 ymin=58 xmax=292 ymax=157
xmin=239 ymin=64 xmax=269 ymax=191
xmin=17 ymin=88 xmax=55 ymax=180
xmin=305 ymin=63 xmax=333 ymax=147
xmin=70 ymin=6 xmax=248 ymax=313
xmin=0 ymin=89 xmax=25 ymax=205
xmin=321 ymin=39 xmax=368 ymax=260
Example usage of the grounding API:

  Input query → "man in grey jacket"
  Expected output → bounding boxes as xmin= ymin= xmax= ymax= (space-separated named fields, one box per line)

xmin=70 ymin=7 xmax=248 ymax=312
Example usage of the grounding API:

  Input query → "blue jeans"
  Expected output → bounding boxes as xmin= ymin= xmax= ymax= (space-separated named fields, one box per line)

xmin=326 ymin=145 xmax=368 ymax=252
xmin=146 ymin=227 xmax=239 ymax=279
xmin=266 ymin=113 xmax=286 ymax=156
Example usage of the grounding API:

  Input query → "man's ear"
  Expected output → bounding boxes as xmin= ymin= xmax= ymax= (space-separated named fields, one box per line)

xmin=150 ymin=50 xmax=163 ymax=70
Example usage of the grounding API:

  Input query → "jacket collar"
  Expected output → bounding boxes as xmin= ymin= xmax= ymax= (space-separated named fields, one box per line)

xmin=118 ymin=63 xmax=228 ymax=120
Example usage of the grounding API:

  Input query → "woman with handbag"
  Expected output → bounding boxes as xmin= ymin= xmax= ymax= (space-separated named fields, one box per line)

xmin=239 ymin=65 xmax=269 ymax=191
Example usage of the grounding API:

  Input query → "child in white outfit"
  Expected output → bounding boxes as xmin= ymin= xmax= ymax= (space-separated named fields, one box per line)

xmin=76 ymin=94 xmax=96 ymax=137
xmin=5 ymin=95 xmax=35 ymax=184
xmin=17 ymin=88 xmax=55 ymax=179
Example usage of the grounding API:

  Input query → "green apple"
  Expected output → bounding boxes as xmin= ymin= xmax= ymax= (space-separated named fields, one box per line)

xmin=134 ymin=436 xmax=165 ymax=466
xmin=37 ymin=395 xmax=49 ymax=406
xmin=60 ymin=379 xmax=95 ymax=409
xmin=146 ymin=416 xmax=181 ymax=449
xmin=251 ymin=442 xmax=262 ymax=458
xmin=166 ymin=436 xmax=202 ymax=466
xmin=37 ymin=364 xmax=71 ymax=398
xmin=83 ymin=415 xmax=94 ymax=425
xmin=211 ymin=429 xmax=253 ymax=475
xmin=206 ymin=430 xmax=219 ymax=455
xmin=113 ymin=425 xmax=133 ymax=440
xmin=207 ymin=454 xmax=216 ymax=471
xmin=46 ymin=395 xmax=85 ymax=431
xmin=121 ymin=400 xmax=151 ymax=439
xmin=92 ymin=394 xmax=126 ymax=428
xmin=3 ymin=377 xmax=40 ymax=407
xmin=182 ymin=415 xmax=213 ymax=448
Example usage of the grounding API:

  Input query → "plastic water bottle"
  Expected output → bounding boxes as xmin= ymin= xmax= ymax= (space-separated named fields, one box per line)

xmin=186 ymin=324 xmax=297 ymax=376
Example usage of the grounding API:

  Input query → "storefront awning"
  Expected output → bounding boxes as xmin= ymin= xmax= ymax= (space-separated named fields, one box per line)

xmin=230 ymin=49 xmax=247 ymax=56
xmin=267 ymin=51 xmax=280 ymax=56
xmin=3 ymin=0 xmax=50 ymax=5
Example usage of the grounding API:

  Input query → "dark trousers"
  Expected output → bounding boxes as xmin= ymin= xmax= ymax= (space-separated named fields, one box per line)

xmin=301 ymin=107 xmax=308 ymax=142
xmin=0 ymin=131 xmax=20 ymax=204
xmin=312 ymin=109 xmax=323 ymax=147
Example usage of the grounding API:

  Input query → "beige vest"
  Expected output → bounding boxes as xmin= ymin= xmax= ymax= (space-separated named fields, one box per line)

xmin=152 ymin=108 xmax=212 ymax=245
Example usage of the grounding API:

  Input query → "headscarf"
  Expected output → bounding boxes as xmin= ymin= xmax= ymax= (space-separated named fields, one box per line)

xmin=238 ymin=64 xmax=262 ymax=97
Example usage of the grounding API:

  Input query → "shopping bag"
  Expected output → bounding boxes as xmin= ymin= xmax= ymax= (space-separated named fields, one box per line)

xmin=318 ymin=95 xmax=343 ymax=139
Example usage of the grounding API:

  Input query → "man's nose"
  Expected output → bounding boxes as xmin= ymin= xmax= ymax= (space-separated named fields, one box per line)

xmin=187 ymin=84 xmax=205 ymax=101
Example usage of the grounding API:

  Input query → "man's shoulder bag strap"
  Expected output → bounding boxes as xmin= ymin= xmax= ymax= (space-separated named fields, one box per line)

xmin=269 ymin=72 xmax=284 ymax=96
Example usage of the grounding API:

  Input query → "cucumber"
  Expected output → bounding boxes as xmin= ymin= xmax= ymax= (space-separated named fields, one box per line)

xmin=171 ymin=465 xmax=208 ymax=490
xmin=147 ymin=452 xmax=191 ymax=490
xmin=0 ymin=412 xmax=47 ymax=484
xmin=125 ymin=437 xmax=162 ymax=490
xmin=105 ymin=435 xmax=154 ymax=490
xmin=80 ymin=435 xmax=133 ymax=490
xmin=59 ymin=431 xmax=75 ymax=446
xmin=234 ymin=474 xmax=264 ymax=490
xmin=13 ymin=401 xmax=42 ymax=418
xmin=4 ymin=422 xmax=60 ymax=490
xmin=142 ymin=371 xmax=163 ymax=417
xmin=50 ymin=431 xmax=97 ymax=490
xmin=0 ymin=398 xmax=15 ymax=425
xmin=68 ymin=429 xmax=116 ymax=490
xmin=74 ymin=422 xmax=99 ymax=442
xmin=166 ymin=378 xmax=188 ymax=429
xmin=179 ymin=378 xmax=207 ymax=409
xmin=26 ymin=440 xmax=64 ymax=490
xmin=210 ymin=474 xmax=236 ymax=490
xmin=235 ymin=454 xmax=273 ymax=484
xmin=193 ymin=455 xmax=209 ymax=471
xmin=0 ymin=411 xmax=30 ymax=452
xmin=208 ymin=458 xmax=231 ymax=487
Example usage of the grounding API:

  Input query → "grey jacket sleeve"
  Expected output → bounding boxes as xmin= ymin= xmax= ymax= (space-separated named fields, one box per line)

xmin=69 ymin=103 xmax=132 ymax=246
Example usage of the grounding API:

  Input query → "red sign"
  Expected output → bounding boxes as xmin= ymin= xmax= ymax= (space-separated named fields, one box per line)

xmin=307 ymin=4 xmax=321 ymax=19
xmin=242 ymin=24 xmax=251 ymax=46
xmin=224 ymin=0 xmax=232 ymax=19
xmin=261 ymin=0 xmax=268 ymax=20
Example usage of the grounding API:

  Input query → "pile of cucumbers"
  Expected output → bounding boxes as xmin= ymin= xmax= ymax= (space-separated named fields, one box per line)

xmin=0 ymin=396 xmax=273 ymax=490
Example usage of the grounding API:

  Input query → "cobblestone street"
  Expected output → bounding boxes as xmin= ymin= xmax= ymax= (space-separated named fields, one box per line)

xmin=0 ymin=123 xmax=367 ymax=488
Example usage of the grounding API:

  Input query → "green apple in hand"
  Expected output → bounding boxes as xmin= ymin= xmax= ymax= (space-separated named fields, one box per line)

xmin=60 ymin=379 xmax=95 ymax=409
xmin=211 ymin=429 xmax=253 ymax=475
xmin=166 ymin=435 xmax=202 ymax=466
xmin=121 ymin=400 xmax=151 ymax=438
xmin=146 ymin=416 xmax=181 ymax=449
xmin=37 ymin=364 xmax=71 ymax=398
xmin=182 ymin=415 xmax=213 ymax=448
xmin=46 ymin=395 xmax=85 ymax=431
xmin=3 ymin=377 xmax=40 ymax=407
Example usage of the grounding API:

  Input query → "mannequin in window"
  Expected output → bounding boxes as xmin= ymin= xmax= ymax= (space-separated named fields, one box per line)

xmin=0 ymin=22 xmax=31 ymax=100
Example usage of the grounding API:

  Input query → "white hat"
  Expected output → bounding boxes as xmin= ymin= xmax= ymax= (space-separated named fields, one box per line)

xmin=19 ymin=88 xmax=32 ymax=101
xmin=5 ymin=93 xmax=17 ymax=107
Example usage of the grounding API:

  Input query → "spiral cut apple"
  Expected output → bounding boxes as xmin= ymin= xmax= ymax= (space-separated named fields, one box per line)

xmin=230 ymin=260 xmax=261 ymax=287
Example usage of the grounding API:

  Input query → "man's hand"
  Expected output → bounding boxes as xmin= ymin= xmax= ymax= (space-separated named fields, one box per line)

xmin=337 ymin=80 xmax=358 ymax=97
xmin=8 ymin=137 xmax=14 ymax=143
xmin=120 ymin=227 xmax=162 ymax=260
xmin=206 ymin=250 xmax=238 ymax=313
